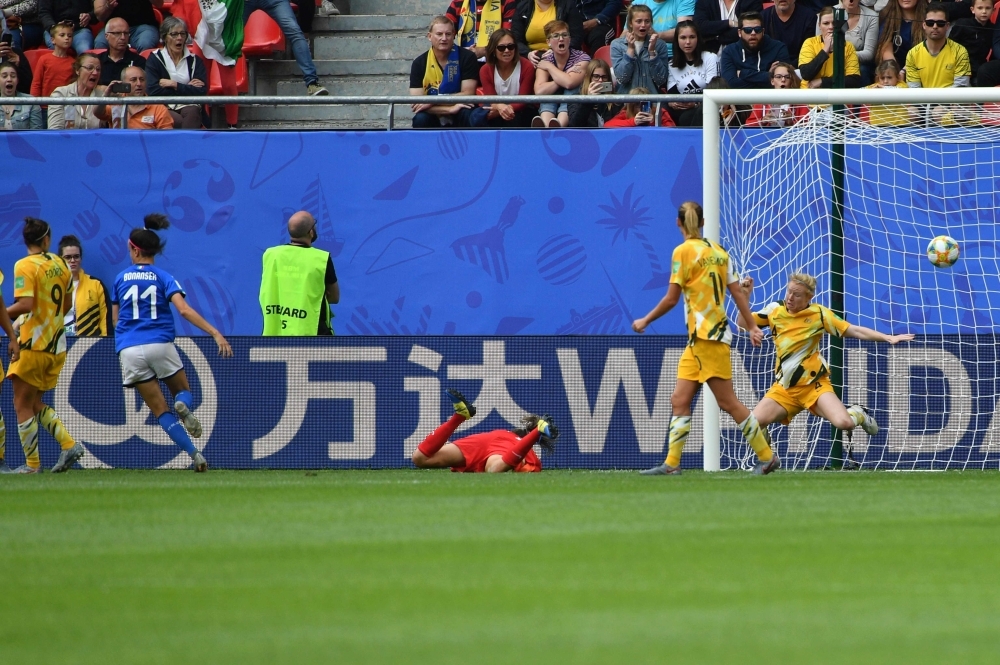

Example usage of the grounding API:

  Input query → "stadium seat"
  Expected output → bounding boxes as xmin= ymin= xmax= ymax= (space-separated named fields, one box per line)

xmin=86 ymin=48 xmax=108 ymax=55
xmin=594 ymin=45 xmax=611 ymax=67
xmin=140 ymin=48 xmax=158 ymax=60
xmin=243 ymin=10 xmax=286 ymax=56
xmin=90 ymin=20 xmax=104 ymax=37
xmin=153 ymin=7 xmax=163 ymax=24
xmin=24 ymin=49 xmax=47 ymax=76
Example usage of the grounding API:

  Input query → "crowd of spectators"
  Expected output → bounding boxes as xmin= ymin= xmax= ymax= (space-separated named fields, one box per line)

xmin=0 ymin=0 xmax=330 ymax=129
xmin=410 ymin=0 xmax=1000 ymax=129
xmin=2 ymin=0 xmax=1000 ymax=132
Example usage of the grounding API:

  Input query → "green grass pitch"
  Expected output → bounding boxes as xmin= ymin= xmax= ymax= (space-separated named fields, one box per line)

xmin=3 ymin=470 xmax=999 ymax=664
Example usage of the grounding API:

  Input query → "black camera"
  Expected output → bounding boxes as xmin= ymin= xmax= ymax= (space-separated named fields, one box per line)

xmin=108 ymin=81 xmax=132 ymax=94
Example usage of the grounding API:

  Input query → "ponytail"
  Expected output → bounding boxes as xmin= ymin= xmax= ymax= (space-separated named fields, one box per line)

xmin=677 ymin=201 xmax=703 ymax=239
xmin=129 ymin=213 xmax=169 ymax=257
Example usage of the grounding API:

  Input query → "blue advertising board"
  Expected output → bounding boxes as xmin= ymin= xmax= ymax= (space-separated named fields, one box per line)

xmin=0 ymin=335 xmax=984 ymax=470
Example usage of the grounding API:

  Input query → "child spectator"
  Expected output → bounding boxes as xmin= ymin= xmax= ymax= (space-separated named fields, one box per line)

xmin=862 ymin=59 xmax=914 ymax=126
xmin=604 ymin=86 xmax=677 ymax=126
xmin=28 ymin=20 xmax=75 ymax=98
xmin=38 ymin=0 xmax=95 ymax=54
xmin=948 ymin=0 xmax=995 ymax=85
xmin=745 ymin=61 xmax=808 ymax=126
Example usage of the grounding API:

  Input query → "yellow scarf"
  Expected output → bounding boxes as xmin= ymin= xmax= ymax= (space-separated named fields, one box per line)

xmin=458 ymin=0 xmax=503 ymax=48
xmin=423 ymin=44 xmax=462 ymax=94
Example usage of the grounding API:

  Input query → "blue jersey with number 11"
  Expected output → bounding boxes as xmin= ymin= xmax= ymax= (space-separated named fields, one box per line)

xmin=112 ymin=264 xmax=185 ymax=353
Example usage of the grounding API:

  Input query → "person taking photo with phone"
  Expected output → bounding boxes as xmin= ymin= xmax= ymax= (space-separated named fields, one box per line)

xmin=604 ymin=86 xmax=676 ymax=126
xmin=95 ymin=65 xmax=172 ymax=129
xmin=568 ymin=58 xmax=622 ymax=126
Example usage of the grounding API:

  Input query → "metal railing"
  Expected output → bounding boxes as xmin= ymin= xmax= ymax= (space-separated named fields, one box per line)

xmin=14 ymin=93 xmax=703 ymax=130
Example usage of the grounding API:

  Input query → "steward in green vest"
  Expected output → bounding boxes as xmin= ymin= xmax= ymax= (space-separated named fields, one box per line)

xmin=259 ymin=211 xmax=340 ymax=336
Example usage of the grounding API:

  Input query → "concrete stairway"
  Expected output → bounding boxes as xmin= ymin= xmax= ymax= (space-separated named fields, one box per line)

xmin=240 ymin=0 xmax=442 ymax=129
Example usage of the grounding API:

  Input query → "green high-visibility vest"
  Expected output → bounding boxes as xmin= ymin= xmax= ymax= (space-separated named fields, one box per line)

xmin=259 ymin=244 xmax=331 ymax=336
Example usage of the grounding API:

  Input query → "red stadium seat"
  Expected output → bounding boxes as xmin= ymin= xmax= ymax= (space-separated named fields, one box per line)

xmin=86 ymin=48 xmax=108 ymax=55
xmin=992 ymin=0 xmax=999 ymax=23
xmin=24 ymin=49 xmax=47 ymax=76
xmin=153 ymin=7 xmax=163 ymax=24
xmin=243 ymin=10 xmax=286 ymax=56
xmin=593 ymin=45 xmax=611 ymax=67
xmin=90 ymin=20 xmax=104 ymax=37
xmin=140 ymin=48 xmax=158 ymax=59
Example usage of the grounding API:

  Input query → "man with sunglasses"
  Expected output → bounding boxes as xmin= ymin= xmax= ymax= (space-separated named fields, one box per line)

xmin=720 ymin=11 xmax=789 ymax=88
xmin=905 ymin=3 xmax=971 ymax=88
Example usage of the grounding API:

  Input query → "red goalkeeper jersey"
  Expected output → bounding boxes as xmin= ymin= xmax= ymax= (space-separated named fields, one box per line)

xmin=451 ymin=430 xmax=542 ymax=473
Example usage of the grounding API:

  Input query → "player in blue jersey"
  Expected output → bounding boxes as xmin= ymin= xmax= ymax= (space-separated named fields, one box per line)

xmin=111 ymin=214 xmax=232 ymax=472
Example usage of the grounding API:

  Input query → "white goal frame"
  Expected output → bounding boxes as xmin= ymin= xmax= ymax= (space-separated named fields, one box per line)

xmin=701 ymin=86 xmax=1000 ymax=471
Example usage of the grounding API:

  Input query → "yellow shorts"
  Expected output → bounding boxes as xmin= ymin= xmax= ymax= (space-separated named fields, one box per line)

xmin=764 ymin=375 xmax=835 ymax=425
xmin=7 ymin=349 xmax=66 ymax=392
xmin=677 ymin=339 xmax=732 ymax=383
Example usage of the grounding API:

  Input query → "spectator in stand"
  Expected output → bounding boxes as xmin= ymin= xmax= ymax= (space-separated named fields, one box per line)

xmin=93 ymin=0 xmax=160 ymax=52
xmin=877 ymin=0 xmax=925 ymax=71
xmin=611 ymin=3 xmax=668 ymax=93
xmin=1 ymin=60 xmax=42 ymax=128
xmin=0 ymin=36 xmax=33 ymax=93
xmin=2 ymin=1 xmax=45 ymax=50
xmin=55 ymin=235 xmax=112 ymax=336
xmin=146 ymin=17 xmax=208 ymax=128
xmin=409 ymin=16 xmax=480 ymax=128
xmin=605 ymin=85 xmax=677 ymax=125
xmin=862 ymin=59 xmax=915 ymax=126
xmin=29 ymin=21 xmax=75 ymax=97
xmin=745 ymin=61 xmax=808 ymax=125
xmin=948 ymin=0 xmax=994 ymax=85
xmin=721 ymin=11 xmax=789 ymax=88
xmin=532 ymin=19 xmax=589 ymax=127
xmin=244 ymin=0 xmax=328 ymax=95
xmin=578 ymin=0 xmax=623 ymax=53
xmin=38 ymin=0 xmax=94 ymax=53
xmin=512 ymin=0 xmax=583 ymax=62
xmin=705 ymin=74 xmax=747 ymax=126
xmin=799 ymin=6 xmax=862 ymax=87
xmin=48 ymin=52 xmax=106 ymax=128
xmin=631 ymin=0 xmax=696 ymax=58
xmin=762 ymin=0 xmax=815 ymax=64
xmin=837 ymin=0 xmax=877 ymax=84
xmin=667 ymin=20 xmax=718 ymax=126
xmin=694 ymin=0 xmax=762 ymax=54
xmin=568 ymin=58 xmax=622 ymax=126
xmin=905 ymin=3 xmax=970 ymax=87
xmin=95 ymin=65 xmax=172 ymax=128
xmin=97 ymin=18 xmax=146 ymax=85
xmin=975 ymin=60 xmax=1000 ymax=87
xmin=445 ymin=0 xmax=515 ymax=58
xmin=478 ymin=28 xmax=536 ymax=127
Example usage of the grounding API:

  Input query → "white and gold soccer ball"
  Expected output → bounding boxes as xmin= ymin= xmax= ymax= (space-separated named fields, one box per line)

xmin=927 ymin=235 xmax=960 ymax=268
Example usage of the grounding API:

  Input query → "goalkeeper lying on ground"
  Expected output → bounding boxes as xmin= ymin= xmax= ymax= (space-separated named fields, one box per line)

xmin=411 ymin=390 xmax=557 ymax=473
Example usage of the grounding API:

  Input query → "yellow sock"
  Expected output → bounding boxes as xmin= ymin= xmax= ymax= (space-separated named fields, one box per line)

xmin=18 ymin=417 xmax=39 ymax=469
xmin=846 ymin=406 xmax=864 ymax=428
xmin=38 ymin=406 xmax=76 ymax=451
xmin=664 ymin=416 xmax=691 ymax=468
xmin=739 ymin=413 xmax=773 ymax=462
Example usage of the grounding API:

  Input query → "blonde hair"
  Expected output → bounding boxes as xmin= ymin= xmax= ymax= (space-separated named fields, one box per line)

xmin=678 ymin=201 xmax=703 ymax=238
xmin=788 ymin=272 xmax=816 ymax=295
xmin=625 ymin=86 xmax=650 ymax=118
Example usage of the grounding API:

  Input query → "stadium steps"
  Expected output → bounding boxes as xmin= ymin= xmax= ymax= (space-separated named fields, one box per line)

xmin=240 ymin=1 xmax=441 ymax=129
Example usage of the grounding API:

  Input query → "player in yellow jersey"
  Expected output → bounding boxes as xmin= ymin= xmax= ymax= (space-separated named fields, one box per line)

xmin=737 ymin=272 xmax=914 ymax=444
xmin=4 ymin=218 xmax=84 ymax=474
xmin=632 ymin=202 xmax=779 ymax=475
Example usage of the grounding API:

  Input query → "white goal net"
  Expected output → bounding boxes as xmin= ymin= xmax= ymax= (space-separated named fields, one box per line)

xmin=712 ymin=98 xmax=1000 ymax=470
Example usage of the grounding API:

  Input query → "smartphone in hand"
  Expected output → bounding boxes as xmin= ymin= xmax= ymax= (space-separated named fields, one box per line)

xmin=640 ymin=101 xmax=651 ymax=114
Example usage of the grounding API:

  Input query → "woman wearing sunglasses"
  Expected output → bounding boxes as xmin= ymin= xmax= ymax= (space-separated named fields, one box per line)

xmin=799 ymin=6 xmax=861 ymax=88
xmin=478 ymin=28 xmax=537 ymax=127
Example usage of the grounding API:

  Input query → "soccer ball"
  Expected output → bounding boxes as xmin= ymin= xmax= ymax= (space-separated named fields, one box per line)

xmin=927 ymin=235 xmax=960 ymax=268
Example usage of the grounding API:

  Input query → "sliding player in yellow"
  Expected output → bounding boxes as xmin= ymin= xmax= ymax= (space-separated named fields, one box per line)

xmin=4 ymin=218 xmax=83 ymax=474
xmin=737 ymin=272 xmax=913 ymax=442
xmin=633 ymin=201 xmax=779 ymax=475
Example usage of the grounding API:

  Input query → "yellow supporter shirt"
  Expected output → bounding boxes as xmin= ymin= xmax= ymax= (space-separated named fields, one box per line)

xmin=863 ymin=81 xmax=912 ymax=126
xmin=14 ymin=252 xmax=72 ymax=355
xmin=670 ymin=238 xmax=737 ymax=345
xmin=526 ymin=2 xmax=557 ymax=51
xmin=752 ymin=301 xmax=850 ymax=389
xmin=798 ymin=35 xmax=861 ymax=87
xmin=905 ymin=39 xmax=971 ymax=88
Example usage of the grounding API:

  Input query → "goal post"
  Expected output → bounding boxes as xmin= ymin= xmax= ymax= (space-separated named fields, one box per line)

xmin=702 ymin=86 xmax=1000 ymax=471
